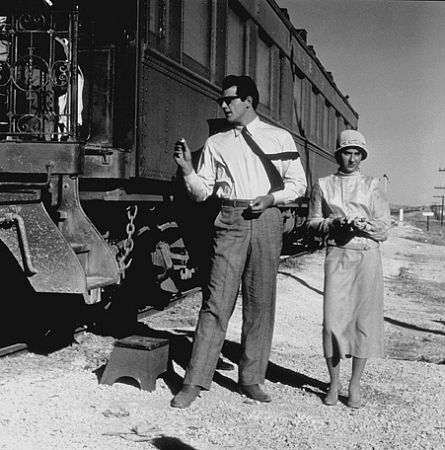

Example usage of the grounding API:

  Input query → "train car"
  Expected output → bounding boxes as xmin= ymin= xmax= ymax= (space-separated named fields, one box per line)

xmin=0 ymin=0 xmax=358 ymax=345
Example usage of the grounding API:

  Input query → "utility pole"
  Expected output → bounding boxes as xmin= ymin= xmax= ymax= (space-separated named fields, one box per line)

xmin=436 ymin=168 xmax=445 ymax=224
xmin=433 ymin=194 xmax=444 ymax=225
xmin=433 ymin=186 xmax=445 ymax=226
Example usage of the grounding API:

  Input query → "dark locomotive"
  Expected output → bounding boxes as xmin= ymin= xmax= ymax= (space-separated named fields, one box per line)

xmin=0 ymin=0 xmax=358 ymax=348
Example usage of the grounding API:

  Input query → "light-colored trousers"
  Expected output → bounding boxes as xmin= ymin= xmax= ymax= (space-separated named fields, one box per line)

xmin=184 ymin=205 xmax=283 ymax=389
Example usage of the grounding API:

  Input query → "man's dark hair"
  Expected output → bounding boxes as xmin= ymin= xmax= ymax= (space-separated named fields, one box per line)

xmin=222 ymin=75 xmax=259 ymax=109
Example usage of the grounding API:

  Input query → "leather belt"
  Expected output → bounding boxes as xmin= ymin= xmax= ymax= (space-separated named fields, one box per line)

xmin=221 ymin=198 xmax=252 ymax=208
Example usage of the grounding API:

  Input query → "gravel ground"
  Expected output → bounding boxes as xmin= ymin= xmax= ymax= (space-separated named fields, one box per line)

xmin=0 ymin=213 xmax=444 ymax=450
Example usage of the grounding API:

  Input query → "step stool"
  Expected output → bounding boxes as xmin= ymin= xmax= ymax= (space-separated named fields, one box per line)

xmin=100 ymin=335 xmax=170 ymax=392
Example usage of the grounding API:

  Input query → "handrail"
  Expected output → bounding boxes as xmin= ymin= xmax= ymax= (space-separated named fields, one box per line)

xmin=0 ymin=211 xmax=37 ymax=275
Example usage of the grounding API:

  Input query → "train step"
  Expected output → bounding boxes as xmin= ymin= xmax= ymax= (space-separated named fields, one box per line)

xmin=100 ymin=335 xmax=170 ymax=392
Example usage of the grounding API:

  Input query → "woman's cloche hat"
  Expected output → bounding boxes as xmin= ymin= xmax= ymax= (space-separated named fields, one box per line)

xmin=335 ymin=129 xmax=368 ymax=160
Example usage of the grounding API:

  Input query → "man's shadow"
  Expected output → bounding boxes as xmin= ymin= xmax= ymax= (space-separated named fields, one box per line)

xmin=160 ymin=331 xmax=327 ymax=401
xmin=222 ymin=340 xmax=327 ymax=399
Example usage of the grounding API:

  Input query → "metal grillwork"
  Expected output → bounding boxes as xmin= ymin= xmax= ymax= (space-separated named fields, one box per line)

xmin=0 ymin=10 xmax=79 ymax=141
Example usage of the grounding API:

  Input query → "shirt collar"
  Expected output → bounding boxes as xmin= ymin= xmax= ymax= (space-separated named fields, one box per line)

xmin=233 ymin=116 xmax=261 ymax=137
xmin=336 ymin=169 xmax=361 ymax=177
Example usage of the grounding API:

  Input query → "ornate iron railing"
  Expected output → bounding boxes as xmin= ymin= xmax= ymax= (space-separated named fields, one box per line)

xmin=0 ymin=9 xmax=79 ymax=141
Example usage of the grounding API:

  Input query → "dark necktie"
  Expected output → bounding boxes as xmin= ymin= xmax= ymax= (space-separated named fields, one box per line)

xmin=241 ymin=127 xmax=284 ymax=193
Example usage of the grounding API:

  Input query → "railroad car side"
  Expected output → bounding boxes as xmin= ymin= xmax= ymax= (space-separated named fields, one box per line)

xmin=0 ymin=0 xmax=359 ymax=346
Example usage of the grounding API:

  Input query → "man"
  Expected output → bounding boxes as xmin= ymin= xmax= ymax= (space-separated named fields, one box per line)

xmin=172 ymin=75 xmax=307 ymax=408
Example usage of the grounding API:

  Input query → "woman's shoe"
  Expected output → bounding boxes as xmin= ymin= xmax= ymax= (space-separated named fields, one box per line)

xmin=323 ymin=384 xmax=341 ymax=406
xmin=347 ymin=384 xmax=361 ymax=409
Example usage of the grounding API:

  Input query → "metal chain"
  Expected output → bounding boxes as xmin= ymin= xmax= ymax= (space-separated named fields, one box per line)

xmin=118 ymin=204 xmax=138 ymax=279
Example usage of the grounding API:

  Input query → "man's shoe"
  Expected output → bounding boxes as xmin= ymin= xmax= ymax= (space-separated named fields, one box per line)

xmin=238 ymin=384 xmax=271 ymax=403
xmin=170 ymin=384 xmax=201 ymax=409
xmin=216 ymin=358 xmax=235 ymax=371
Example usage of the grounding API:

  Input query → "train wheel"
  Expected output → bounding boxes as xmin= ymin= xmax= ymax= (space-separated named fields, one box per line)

xmin=148 ymin=221 xmax=197 ymax=294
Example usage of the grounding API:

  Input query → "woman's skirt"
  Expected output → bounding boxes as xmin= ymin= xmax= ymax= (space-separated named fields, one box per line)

xmin=323 ymin=245 xmax=384 ymax=359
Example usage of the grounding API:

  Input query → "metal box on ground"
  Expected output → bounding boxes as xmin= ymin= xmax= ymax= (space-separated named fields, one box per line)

xmin=100 ymin=335 xmax=170 ymax=392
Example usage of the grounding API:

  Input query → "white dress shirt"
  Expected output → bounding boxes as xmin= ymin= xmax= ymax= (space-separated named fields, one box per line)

xmin=183 ymin=117 xmax=307 ymax=205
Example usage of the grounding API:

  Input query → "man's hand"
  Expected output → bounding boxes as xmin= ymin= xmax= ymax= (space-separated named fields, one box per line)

xmin=174 ymin=139 xmax=193 ymax=176
xmin=249 ymin=195 xmax=275 ymax=215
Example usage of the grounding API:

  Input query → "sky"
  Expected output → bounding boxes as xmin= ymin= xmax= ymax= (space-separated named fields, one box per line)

xmin=278 ymin=0 xmax=445 ymax=206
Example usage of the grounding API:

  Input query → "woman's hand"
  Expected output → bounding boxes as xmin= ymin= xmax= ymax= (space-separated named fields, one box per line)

xmin=349 ymin=217 xmax=371 ymax=231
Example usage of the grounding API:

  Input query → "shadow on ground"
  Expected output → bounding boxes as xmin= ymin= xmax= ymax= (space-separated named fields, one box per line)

xmin=278 ymin=270 xmax=323 ymax=295
xmin=151 ymin=436 xmax=198 ymax=450
xmin=385 ymin=316 xmax=445 ymax=336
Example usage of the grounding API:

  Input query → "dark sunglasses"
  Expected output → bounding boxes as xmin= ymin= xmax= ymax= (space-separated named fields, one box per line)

xmin=216 ymin=96 xmax=239 ymax=106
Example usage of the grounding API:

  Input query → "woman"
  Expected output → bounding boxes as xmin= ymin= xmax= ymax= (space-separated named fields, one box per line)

xmin=307 ymin=129 xmax=391 ymax=408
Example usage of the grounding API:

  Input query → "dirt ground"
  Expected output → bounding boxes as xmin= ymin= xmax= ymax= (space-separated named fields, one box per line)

xmin=0 ymin=210 xmax=444 ymax=450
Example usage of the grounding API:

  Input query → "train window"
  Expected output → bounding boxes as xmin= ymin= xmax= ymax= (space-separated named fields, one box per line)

xmin=302 ymin=79 xmax=311 ymax=138
xmin=333 ymin=113 xmax=340 ymax=150
xmin=310 ymin=88 xmax=318 ymax=142
xmin=337 ymin=114 xmax=345 ymax=139
xmin=329 ymin=107 xmax=337 ymax=151
xmin=271 ymin=46 xmax=279 ymax=119
xmin=148 ymin=1 xmax=156 ymax=32
xmin=317 ymin=95 xmax=324 ymax=147
xmin=256 ymin=33 xmax=271 ymax=108
xmin=183 ymin=0 xmax=211 ymax=77
xmin=323 ymin=101 xmax=330 ymax=148
xmin=148 ymin=0 xmax=166 ymax=51
xmin=227 ymin=7 xmax=245 ymax=76
xmin=291 ymin=73 xmax=303 ymax=135
xmin=279 ymin=52 xmax=293 ymax=127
